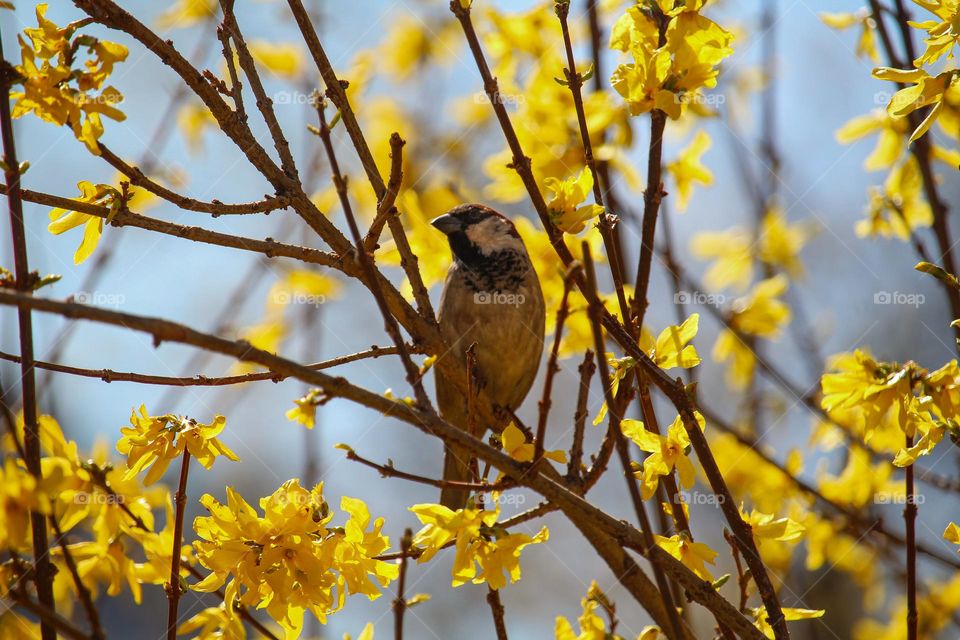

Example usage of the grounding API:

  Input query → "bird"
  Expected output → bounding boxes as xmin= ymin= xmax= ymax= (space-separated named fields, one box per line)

xmin=431 ymin=204 xmax=545 ymax=509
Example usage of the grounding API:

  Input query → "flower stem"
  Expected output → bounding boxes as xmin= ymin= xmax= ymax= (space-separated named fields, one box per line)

xmin=167 ymin=448 xmax=192 ymax=640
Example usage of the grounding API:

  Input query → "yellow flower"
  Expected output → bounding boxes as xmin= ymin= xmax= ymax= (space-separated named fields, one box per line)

xmin=544 ymin=168 xmax=605 ymax=234
xmin=820 ymin=11 xmax=879 ymax=62
xmin=945 ymin=521 xmax=960 ymax=547
xmin=873 ymin=66 xmax=957 ymax=142
xmin=622 ymin=413 xmax=702 ymax=500
xmin=178 ymin=604 xmax=246 ymax=640
xmin=667 ymin=130 xmax=713 ymax=211
xmin=117 ymin=406 xmax=239 ymax=485
xmin=741 ymin=508 xmax=805 ymax=546
xmin=713 ymin=276 xmax=791 ymax=389
xmin=556 ymin=581 xmax=643 ymax=640
xmin=0 ymin=459 xmax=47 ymax=552
xmin=908 ymin=0 xmax=960 ymax=66
xmin=836 ymin=109 xmax=908 ymax=171
xmin=47 ymin=181 xmax=125 ymax=264
xmin=857 ymin=157 xmax=933 ymax=241
xmin=247 ymin=41 xmax=304 ymax=79
xmin=727 ymin=275 xmax=791 ymax=338
xmin=343 ymin=623 xmax=376 ymax=640
xmin=157 ymin=0 xmax=219 ymax=29
xmin=193 ymin=482 xmax=397 ymax=637
xmin=654 ymin=533 xmax=717 ymax=580
xmin=177 ymin=102 xmax=218 ymax=154
xmin=501 ymin=422 xmax=567 ymax=465
xmin=758 ymin=206 xmax=815 ymax=277
xmin=751 ymin=607 xmax=824 ymax=639
xmin=286 ymin=388 xmax=325 ymax=429
xmin=638 ymin=313 xmax=702 ymax=370
xmin=410 ymin=503 xmax=547 ymax=590
xmin=13 ymin=5 xmax=127 ymax=153
xmin=691 ymin=227 xmax=754 ymax=292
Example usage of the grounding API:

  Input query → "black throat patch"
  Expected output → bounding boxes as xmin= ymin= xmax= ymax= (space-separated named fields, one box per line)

xmin=448 ymin=235 xmax=529 ymax=293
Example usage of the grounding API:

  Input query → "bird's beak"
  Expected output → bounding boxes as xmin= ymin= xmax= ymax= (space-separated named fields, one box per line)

xmin=430 ymin=214 xmax=463 ymax=235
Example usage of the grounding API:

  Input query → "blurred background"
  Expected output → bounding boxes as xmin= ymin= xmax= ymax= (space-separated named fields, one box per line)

xmin=2 ymin=0 xmax=959 ymax=637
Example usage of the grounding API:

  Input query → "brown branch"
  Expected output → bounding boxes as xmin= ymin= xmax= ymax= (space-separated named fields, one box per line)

xmin=0 ymin=345 xmax=410 ymax=387
xmin=487 ymin=588 xmax=509 ymax=640
xmin=166 ymin=449 xmax=191 ymax=640
xmin=3 ymin=184 xmax=341 ymax=268
xmin=97 ymin=144 xmax=289 ymax=216
xmin=379 ymin=137 xmax=434 ymax=321
xmin=0 ymin=289 xmax=765 ymax=638
xmin=393 ymin=529 xmax=412 ymax=640
xmin=220 ymin=0 xmax=300 ymax=181
xmin=567 ymin=349 xmax=595 ymax=484
xmin=630 ymin=9 xmax=670 ymax=329
xmin=50 ymin=517 xmax=104 ymax=640
xmin=314 ymin=101 xmax=431 ymax=408
xmin=582 ymin=243 xmax=686 ymax=640
xmin=341 ymin=446 xmax=505 ymax=491
xmin=0 ymin=32 xmax=56 ymax=640
xmin=904 ymin=433 xmax=918 ymax=640
xmin=555 ymin=1 xmax=630 ymax=322
xmin=535 ymin=266 xmax=578 ymax=462
xmin=364 ymin=132 xmax=405 ymax=252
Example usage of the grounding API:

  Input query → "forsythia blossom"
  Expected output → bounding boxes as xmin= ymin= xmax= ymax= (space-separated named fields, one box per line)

xmin=410 ymin=503 xmax=547 ymax=590
xmin=117 ymin=406 xmax=239 ymax=485
xmin=13 ymin=4 xmax=127 ymax=153
xmin=193 ymin=482 xmax=398 ymax=639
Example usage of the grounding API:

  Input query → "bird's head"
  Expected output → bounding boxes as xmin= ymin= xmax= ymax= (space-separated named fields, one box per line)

xmin=431 ymin=204 xmax=526 ymax=265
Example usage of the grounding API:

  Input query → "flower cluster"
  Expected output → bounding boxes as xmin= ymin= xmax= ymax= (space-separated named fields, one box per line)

xmin=13 ymin=4 xmax=127 ymax=153
xmin=192 ymin=481 xmax=398 ymax=638
xmin=610 ymin=1 xmax=734 ymax=119
xmin=410 ymin=503 xmax=547 ymax=590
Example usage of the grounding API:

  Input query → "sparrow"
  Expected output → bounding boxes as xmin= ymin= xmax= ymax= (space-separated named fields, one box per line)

xmin=431 ymin=204 xmax=545 ymax=509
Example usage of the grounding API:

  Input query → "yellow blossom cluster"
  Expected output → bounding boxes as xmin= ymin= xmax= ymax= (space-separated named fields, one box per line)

xmin=609 ymin=1 xmax=734 ymax=119
xmin=410 ymin=502 xmax=547 ymax=590
xmin=192 ymin=481 xmax=398 ymax=639
xmin=12 ymin=4 xmax=127 ymax=153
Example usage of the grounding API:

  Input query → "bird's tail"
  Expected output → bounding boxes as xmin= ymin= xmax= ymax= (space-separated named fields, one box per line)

xmin=440 ymin=444 xmax=473 ymax=510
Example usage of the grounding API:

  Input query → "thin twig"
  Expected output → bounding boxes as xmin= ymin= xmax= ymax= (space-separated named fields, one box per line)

xmin=535 ymin=266 xmax=578 ymax=462
xmin=393 ymin=529 xmax=413 ymax=640
xmin=904 ymin=433 xmax=918 ymax=640
xmin=98 ymin=144 xmax=289 ymax=216
xmin=166 ymin=449 xmax=192 ymax=640
xmin=0 ymin=32 xmax=56 ymax=640
xmin=0 ymin=345 xmax=411 ymax=387
xmin=582 ymin=242 xmax=686 ymax=640
xmin=50 ymin=517 xmax=104 ymax=640
xmin=314 ymin=101 xmax=431 ymax=408
xmin=567 ymin=349 xmax=595 ymax=484
xmin=342 ymin=446 xmax=505 ymax=491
